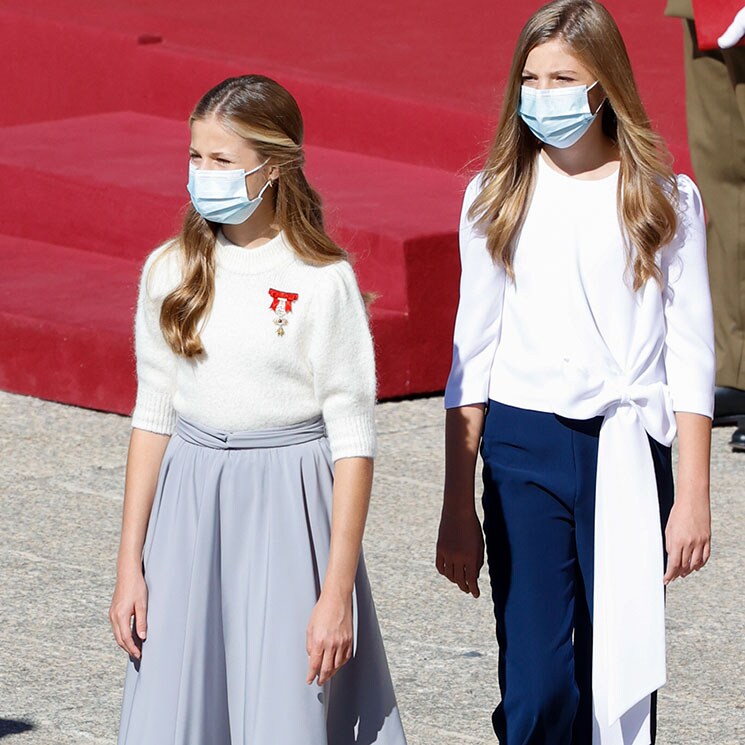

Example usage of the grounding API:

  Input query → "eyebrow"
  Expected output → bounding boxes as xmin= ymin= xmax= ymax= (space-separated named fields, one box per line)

xmin=522 ymin=68 xmax=580 ymax=76
xmin=189 ymin=149 xmax=235 ymax=158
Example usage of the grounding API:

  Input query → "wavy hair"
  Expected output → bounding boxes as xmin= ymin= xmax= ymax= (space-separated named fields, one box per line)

xmin=470 ymin=0 xmax=678 ymax=290
xmin=160 ymin=75 xmax=347 ymax=357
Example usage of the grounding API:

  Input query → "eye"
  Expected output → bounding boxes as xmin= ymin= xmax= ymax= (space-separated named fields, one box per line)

xmin=556 ymin=76 xmax=576 ymax=83
xmin=189 ymin=153 xmax=201 ymax=162
xmin=216 ymin=158 xmax=232 ymax=165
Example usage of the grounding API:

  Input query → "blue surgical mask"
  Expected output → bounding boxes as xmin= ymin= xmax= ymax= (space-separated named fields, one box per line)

xmin=518 ymin=82 xmax=605 ymax=149
xmin=187 ymin=159 xmax=273 ymax=224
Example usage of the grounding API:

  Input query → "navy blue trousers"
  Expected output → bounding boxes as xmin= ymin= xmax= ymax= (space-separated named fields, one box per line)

xmin=481 ymin=401 xmax=674 ymax=745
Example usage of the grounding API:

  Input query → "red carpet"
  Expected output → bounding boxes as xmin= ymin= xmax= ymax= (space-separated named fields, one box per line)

xmin=0 ymin=1 xmax=691 ymax=413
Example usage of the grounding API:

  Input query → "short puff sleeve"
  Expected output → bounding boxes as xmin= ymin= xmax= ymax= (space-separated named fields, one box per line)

xmin=308 ymin=261 xmax=377 ymax=461
xmin=130 ymin=243 xmax=181 ymax=434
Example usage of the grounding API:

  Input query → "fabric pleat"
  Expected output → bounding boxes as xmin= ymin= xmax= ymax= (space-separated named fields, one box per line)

xmin=118 ymin=416 xmax=406 ymax=745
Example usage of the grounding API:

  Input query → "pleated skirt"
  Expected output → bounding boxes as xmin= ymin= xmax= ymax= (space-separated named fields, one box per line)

xmin=118 ymin=415 xmax=407 ymax=745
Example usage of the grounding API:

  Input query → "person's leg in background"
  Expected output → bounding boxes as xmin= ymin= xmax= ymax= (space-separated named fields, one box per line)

xmin=668 ymin=0 xmax=745 ymax=450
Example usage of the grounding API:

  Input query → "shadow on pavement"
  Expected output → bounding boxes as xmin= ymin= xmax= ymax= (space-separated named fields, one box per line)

xmin=0 ymin=720 xmax=34 ymax=738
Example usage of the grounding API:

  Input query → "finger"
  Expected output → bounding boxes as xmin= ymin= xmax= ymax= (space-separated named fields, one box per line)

xmin=664 ymin=559 xmax=681 ymax=585
xmin=109 ymin=609 xmax=118 ymax=637
xmin=435 ymin=552 xmax=447 ymax=576
xmin=110 ymin=614 xmax=125 ymax=651
xmin=134 ymin=600 xmax=148 ymax=641
xmin=680 ymin=542 xmax=694 ymax=575
xmin=306 ymin=647 xmax=323 ymax=685
xmin=444 ymin=561 xmax=456 ymax=583
xmin=664 ymin=550 xmax=682 ymax=585
xmin=702 ymin=541 xmax=712 ymax=567
xmin=124 ymin=615 xmax=142 ymax=659
xmin=119 ymin=615 xmax=141 ymax=659
xmin=454 ymin=564 xmax=470 ymax=594
xmin=114 ymin=614 xmax=130 ymax=654
xmin=318 ymin=647 xmax=336 ymax=686
xmin=333 ymin=641 xmax=350 ymax=673
xmin=688 ymin=544 xmax=704 ymax=573
xmin=465 ymin=564 xmax=480 ymax=598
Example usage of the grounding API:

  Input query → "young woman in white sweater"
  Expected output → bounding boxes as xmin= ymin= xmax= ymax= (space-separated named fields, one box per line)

xmin=436 ymin=2 xmax=714 ymax=744
xmin=109 ymin=75 xmax=406 ymax=745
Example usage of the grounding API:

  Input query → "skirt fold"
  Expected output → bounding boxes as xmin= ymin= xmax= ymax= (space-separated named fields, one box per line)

xmin=118 ymin=417 xmax=406 ymax=745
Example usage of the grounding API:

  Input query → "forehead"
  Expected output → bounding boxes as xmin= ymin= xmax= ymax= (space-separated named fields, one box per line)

xmin=523 ymin=38 xmax=590 ymax=75
xmin=190 ymin=115 xmax=252 ymax=154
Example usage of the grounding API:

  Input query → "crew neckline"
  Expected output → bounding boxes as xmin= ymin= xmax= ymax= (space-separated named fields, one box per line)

xmin=215 ymin=230 xmax=297 ymax=275
xmin=538 ymin=151 xmax=620 ymax=185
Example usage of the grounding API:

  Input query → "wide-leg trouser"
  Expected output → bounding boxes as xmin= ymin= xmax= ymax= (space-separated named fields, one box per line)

xmin=481 ymin=401 xmax=674 ymax=745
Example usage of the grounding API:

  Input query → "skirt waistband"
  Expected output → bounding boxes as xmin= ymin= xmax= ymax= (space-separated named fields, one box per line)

xmin=175 ymin=415 xmax=326 ymax=450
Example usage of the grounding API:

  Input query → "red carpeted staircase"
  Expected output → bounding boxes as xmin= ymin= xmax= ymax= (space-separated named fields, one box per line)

xmin=0 ymin=1 xmax=689 ymax=413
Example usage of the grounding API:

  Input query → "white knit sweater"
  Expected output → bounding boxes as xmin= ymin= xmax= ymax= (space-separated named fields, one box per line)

xmin=131 ymin=231 xmax=377 ymax=460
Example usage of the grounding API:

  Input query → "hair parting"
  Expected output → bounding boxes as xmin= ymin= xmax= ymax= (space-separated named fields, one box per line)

xmin=160 ymin=74 xmax=347 ymax=357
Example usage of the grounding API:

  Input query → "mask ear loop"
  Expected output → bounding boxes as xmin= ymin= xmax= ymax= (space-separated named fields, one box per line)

xmin=256 ymin=179 xmax=274 ymax=199
xmin=243 ymin=158 xmax=274 ymax=200
xmin=587 ymin=80 xmax=607 ymax=116
xmin=244 ymin=157 xmax=271 ymax=177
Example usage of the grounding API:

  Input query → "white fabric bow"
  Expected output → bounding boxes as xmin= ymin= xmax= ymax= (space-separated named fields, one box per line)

xmin=555 ymin=361 xmax=676 ymax=737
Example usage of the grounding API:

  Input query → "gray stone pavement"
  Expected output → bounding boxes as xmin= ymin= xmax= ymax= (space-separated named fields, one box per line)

xmin=0 ymin=389 xmax=743 ymax=744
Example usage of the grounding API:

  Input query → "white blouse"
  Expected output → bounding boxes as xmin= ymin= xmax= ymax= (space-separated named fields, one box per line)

xmin=445 ymin=154 xmax=714 ymax=419
xmin=445 ymin=154 xmax=715 ymax=745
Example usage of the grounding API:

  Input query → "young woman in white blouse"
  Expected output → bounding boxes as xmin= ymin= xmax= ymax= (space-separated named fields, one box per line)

xmin=109 ymin=75 xmax=406 ymax=745
xmin=436 ymin=2 xmax=714 ymax=744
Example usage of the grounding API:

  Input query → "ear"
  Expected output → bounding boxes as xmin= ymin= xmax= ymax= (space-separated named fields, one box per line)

xmin=267 ymin=164 xmax=280 ymax=182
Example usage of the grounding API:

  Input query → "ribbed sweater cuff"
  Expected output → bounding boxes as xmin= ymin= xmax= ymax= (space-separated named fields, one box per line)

xmin=131 ymin=386 xmax=177 ymax=435
xmin=325 ymin=413 xmax=377 ymax=461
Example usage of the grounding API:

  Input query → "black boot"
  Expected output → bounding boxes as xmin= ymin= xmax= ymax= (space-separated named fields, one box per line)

xmin=730 ymin=418 xmax=745 ymax=453
xmin=714 ymin=386 xmax=745 ymax=426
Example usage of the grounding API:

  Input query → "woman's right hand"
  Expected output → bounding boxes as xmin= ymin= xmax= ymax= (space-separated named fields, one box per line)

xmin=435 ymin=503 xmax=485 ymax=598
xmin=109 ymin=567 xmax=148 ymax=659
xmin=438 ymin=406 xmax=487 ymax=598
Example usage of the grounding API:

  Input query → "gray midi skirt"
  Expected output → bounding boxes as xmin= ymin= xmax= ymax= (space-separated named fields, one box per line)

xmin=118 ymin=415 xmax=407 ymax=745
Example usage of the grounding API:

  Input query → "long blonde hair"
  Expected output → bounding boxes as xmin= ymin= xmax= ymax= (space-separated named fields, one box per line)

xmin=160 ymin=75 xmax=347 ymax=357
xmin=471 ymin=0 xmax=678 ymax=290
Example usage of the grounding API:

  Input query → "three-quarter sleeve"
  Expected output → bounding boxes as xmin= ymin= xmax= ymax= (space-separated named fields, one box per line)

xmin=308 ymin=260 xmax=377 ymax=461
xmin=661 ymin=175 xmax=715 ymax=417
xmin=131 ymin=245 xmax=179 ymax=434
xmin=443 ymin=175 xmax=507 ymax=409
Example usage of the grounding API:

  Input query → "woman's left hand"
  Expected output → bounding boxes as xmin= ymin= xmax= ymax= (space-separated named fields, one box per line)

xmin=306 ymin=588 xmax=353 ymax=686
xmin=663 ymin=494 xmax=711 ymax=585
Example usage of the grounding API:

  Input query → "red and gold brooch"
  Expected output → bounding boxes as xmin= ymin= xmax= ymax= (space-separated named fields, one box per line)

xmin=268 ymin=288 xmax=299 ymax=336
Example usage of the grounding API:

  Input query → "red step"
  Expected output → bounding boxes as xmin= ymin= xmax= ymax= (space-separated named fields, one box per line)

xmin=0 ymin=9 xmax=491 ymax=172
xmin=1 ymin=112 xmax=464 ymax=402
xmin=0 ymin=238 xmax=139 ymax=413
xmin=0 ymin=236 xmax=414 ymax=412
xmin=0 ymin=2 xmax=691 ymax=173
